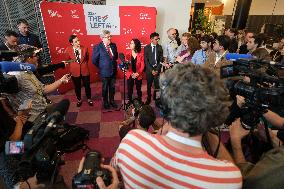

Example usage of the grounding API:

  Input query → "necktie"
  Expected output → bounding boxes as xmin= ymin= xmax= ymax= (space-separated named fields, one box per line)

xmin=75 ymin=49 xmax=80 ymax=63
xmin=106 ymin=45 xmax=113 ymax=59
xmin=152 ymin=46 xmax=156 ymax=63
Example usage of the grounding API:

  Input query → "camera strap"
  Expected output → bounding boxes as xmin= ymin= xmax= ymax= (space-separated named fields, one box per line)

xmin=166 ymin=132 xmax=202 ymax=148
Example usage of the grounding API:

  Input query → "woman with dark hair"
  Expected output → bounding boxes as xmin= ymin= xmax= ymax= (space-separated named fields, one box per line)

xmin=65 ymin=35 xmax=92 ymax=107
xmin=125 ymin=39 xmax=145 ymax=102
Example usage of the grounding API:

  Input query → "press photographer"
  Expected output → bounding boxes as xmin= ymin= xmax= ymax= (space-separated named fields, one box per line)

xmin=1 ymin=97 xmax=89 ymax=189
xmin=230 ymin=117 xmax=284 ymax=189
xmin=73 ymin=150 xmax=119 ymax=189
xmin=4 ymin=47 xmax=70 ymax=121
xmin=111 ymin=63 xmax=242 ymax=188
xmin=118 ymin=99 xmax=159 ymax=140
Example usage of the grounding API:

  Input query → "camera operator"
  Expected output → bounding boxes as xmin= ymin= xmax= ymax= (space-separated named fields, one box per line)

xmin=0 ymin=98 xmax=29 ymax=188
xmin=111 ymin=64 xmax=242 ymax=188
xmin=230 ymin=118 xmax=284 ymax=189
xmin=236 ymin=95 xmax=284 ymax=129
xmin=5 ymin=47 xmax=70 ymax=121
xmin=119 ymin=103 xmax=158 ymax=140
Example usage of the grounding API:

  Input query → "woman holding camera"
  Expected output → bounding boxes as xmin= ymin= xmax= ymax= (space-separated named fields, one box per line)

xmin=125 ymin=39 xmax=145 ymax=103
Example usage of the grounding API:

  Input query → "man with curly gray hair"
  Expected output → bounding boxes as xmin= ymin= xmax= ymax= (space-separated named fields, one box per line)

xmin=112 ymin=63 xmax=242 ymax=189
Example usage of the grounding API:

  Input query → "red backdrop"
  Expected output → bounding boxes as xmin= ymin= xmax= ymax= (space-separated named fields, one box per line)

xmin=40 ymin=2 xmax=157 ymax=93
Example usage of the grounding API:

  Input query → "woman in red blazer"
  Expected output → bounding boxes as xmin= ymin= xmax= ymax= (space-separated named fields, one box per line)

xmin=125 ymin=39 xmax=145 ymax=102
xmin=65 ymin=35 xmax=92 ymax=107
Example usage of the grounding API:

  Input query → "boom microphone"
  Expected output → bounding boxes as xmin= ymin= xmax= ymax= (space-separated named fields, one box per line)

xmin=226 ymin=53 xmax=253 ymax=61
xmin=45 ymin=99 xmax=70 ymax=133
xmin=0 ymin=61 xmax=36 ymax=72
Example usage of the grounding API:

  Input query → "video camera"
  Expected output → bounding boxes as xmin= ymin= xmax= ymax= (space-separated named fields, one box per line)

xmin=0 ymin=72 xmax=19 ymax=94
xmin=72 ymin=150 xmax=112 ymax=189
xmin=221 ymin=58 xmax=284 ymax=129
xmin=9 ymin=99 xmax=89 ymax=185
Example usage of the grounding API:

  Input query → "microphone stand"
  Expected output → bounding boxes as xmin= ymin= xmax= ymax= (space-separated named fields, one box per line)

xmin=103 ymin=68 xmax=127 ymax=113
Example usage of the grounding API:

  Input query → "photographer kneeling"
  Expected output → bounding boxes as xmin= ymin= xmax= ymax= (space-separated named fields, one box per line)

xmin=111 ymin=63 xmax=242 ymax=188
xmin=119 ymin=101 xmax=158 ymax=140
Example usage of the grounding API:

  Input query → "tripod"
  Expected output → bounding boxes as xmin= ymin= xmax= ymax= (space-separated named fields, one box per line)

xmin=103 ymin=69 xmax=127 ymax=113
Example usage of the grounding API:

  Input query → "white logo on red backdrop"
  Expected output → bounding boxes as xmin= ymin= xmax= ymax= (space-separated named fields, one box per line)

xmin=48 ymin=9 xmax=62 ymax=18
xmin=83 ymin=5 xmax=120 ymax=35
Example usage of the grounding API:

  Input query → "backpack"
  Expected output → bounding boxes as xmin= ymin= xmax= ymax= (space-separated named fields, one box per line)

xmin=57 ymin=124 xmax=90 ymax=153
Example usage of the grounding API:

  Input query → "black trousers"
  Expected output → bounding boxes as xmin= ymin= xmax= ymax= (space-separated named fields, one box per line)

xmin=71 ymin=75 xmax=91 ymax=101
xmin=146 ymin=73 xmax=160 ymax=100
xmin=102 ymin=77 xmax=116 ymax=103
xmin=127 ymin=78 xmax=142 ymax=101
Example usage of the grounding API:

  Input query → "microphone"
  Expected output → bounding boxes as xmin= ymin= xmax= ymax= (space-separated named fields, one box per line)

xmin=225 ymin=53 xmax=253 ymax=61
xmin=0 ymin=61 xmax=36 ymax=72
xmin=45 ymin=99 xmax=70 ymax=133
xmin=118 ymin=53 xmax=129 ymax=71
xmin=119 ymin=53 xmax=126 ymax=62
xmin=61 ymin=59 xmax=76 ymax=63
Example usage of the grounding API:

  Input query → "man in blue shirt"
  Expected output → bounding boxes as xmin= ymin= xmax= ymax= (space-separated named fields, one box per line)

xmin=192 ymin=35 xmax=212 ymax=65
xmin=17 ymin=19 xmax=41 ymax=48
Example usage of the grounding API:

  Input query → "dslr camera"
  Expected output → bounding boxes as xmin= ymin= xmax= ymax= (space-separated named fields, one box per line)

xmin=72 ymin=150 xmax=112 ymax=189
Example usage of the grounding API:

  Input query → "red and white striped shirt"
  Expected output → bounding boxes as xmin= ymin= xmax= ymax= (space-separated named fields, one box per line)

xmin=112 ymin=130 xmax=242 ymax=189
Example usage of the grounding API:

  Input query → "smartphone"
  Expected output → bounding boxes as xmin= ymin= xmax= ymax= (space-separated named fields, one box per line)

xmin=18 ymin=100 xmax=32 ymax=111
xmin=5 ymin=141 xmax=24 ymax=155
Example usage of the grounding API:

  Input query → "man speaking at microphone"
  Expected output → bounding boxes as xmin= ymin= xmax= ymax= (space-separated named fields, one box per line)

xmin=92 ymin=30 xmax=118 ymax=109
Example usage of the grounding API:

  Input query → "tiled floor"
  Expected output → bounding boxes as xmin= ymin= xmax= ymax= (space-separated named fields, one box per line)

xmin=20 ymin=79 xmax=161 ymax=189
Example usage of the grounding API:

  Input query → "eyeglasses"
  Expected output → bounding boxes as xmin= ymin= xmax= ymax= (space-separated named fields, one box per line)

xmin=103 ymin=36 xmax=111 ymax=39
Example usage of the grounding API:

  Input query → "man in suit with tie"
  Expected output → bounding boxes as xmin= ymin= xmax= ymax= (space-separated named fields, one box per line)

xmin=92 ymin=30 xmax=118 ymax=109
xmin=144 ymin=32 xmax=163 ymax=105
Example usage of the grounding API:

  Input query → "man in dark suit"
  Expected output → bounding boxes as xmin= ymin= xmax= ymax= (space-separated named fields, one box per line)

xmin=144 ymin=32 xmax=163 ymax=105
xmin=17 ymin=19 xmax=42 ymax=48
xmin=92 ymin=30 xmax=118 ymax=109
xmin=0 ymin=30 xmax=19 ymax=61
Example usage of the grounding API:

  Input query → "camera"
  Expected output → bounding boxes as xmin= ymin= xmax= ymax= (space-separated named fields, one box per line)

xmin=132 ymin=98 xmax=143 ymax=116
xmin=0 ymin=50 xmax=18 ymax=61
xmin=72 ymin=150 xmax=112 ymax=189
xmin=10 ymin=99 xmax=89 ymax=185
xmin=222 ymin=58 xmax=284 ymax=129
xmin=0 ymin=72 xmax=19 ymax=93
xmin=5 ymin=141 xmax=24 ymax=155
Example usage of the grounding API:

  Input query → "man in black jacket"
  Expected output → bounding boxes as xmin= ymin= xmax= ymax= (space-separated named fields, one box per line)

xmin=0 ymin=30 xmax=19 ymax=61
xmin=144 ymin=32 xmax=163 ymax=105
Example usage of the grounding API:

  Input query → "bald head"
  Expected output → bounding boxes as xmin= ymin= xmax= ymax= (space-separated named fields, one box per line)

xmin=167 ymin=28 xmax=177 ymax=40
